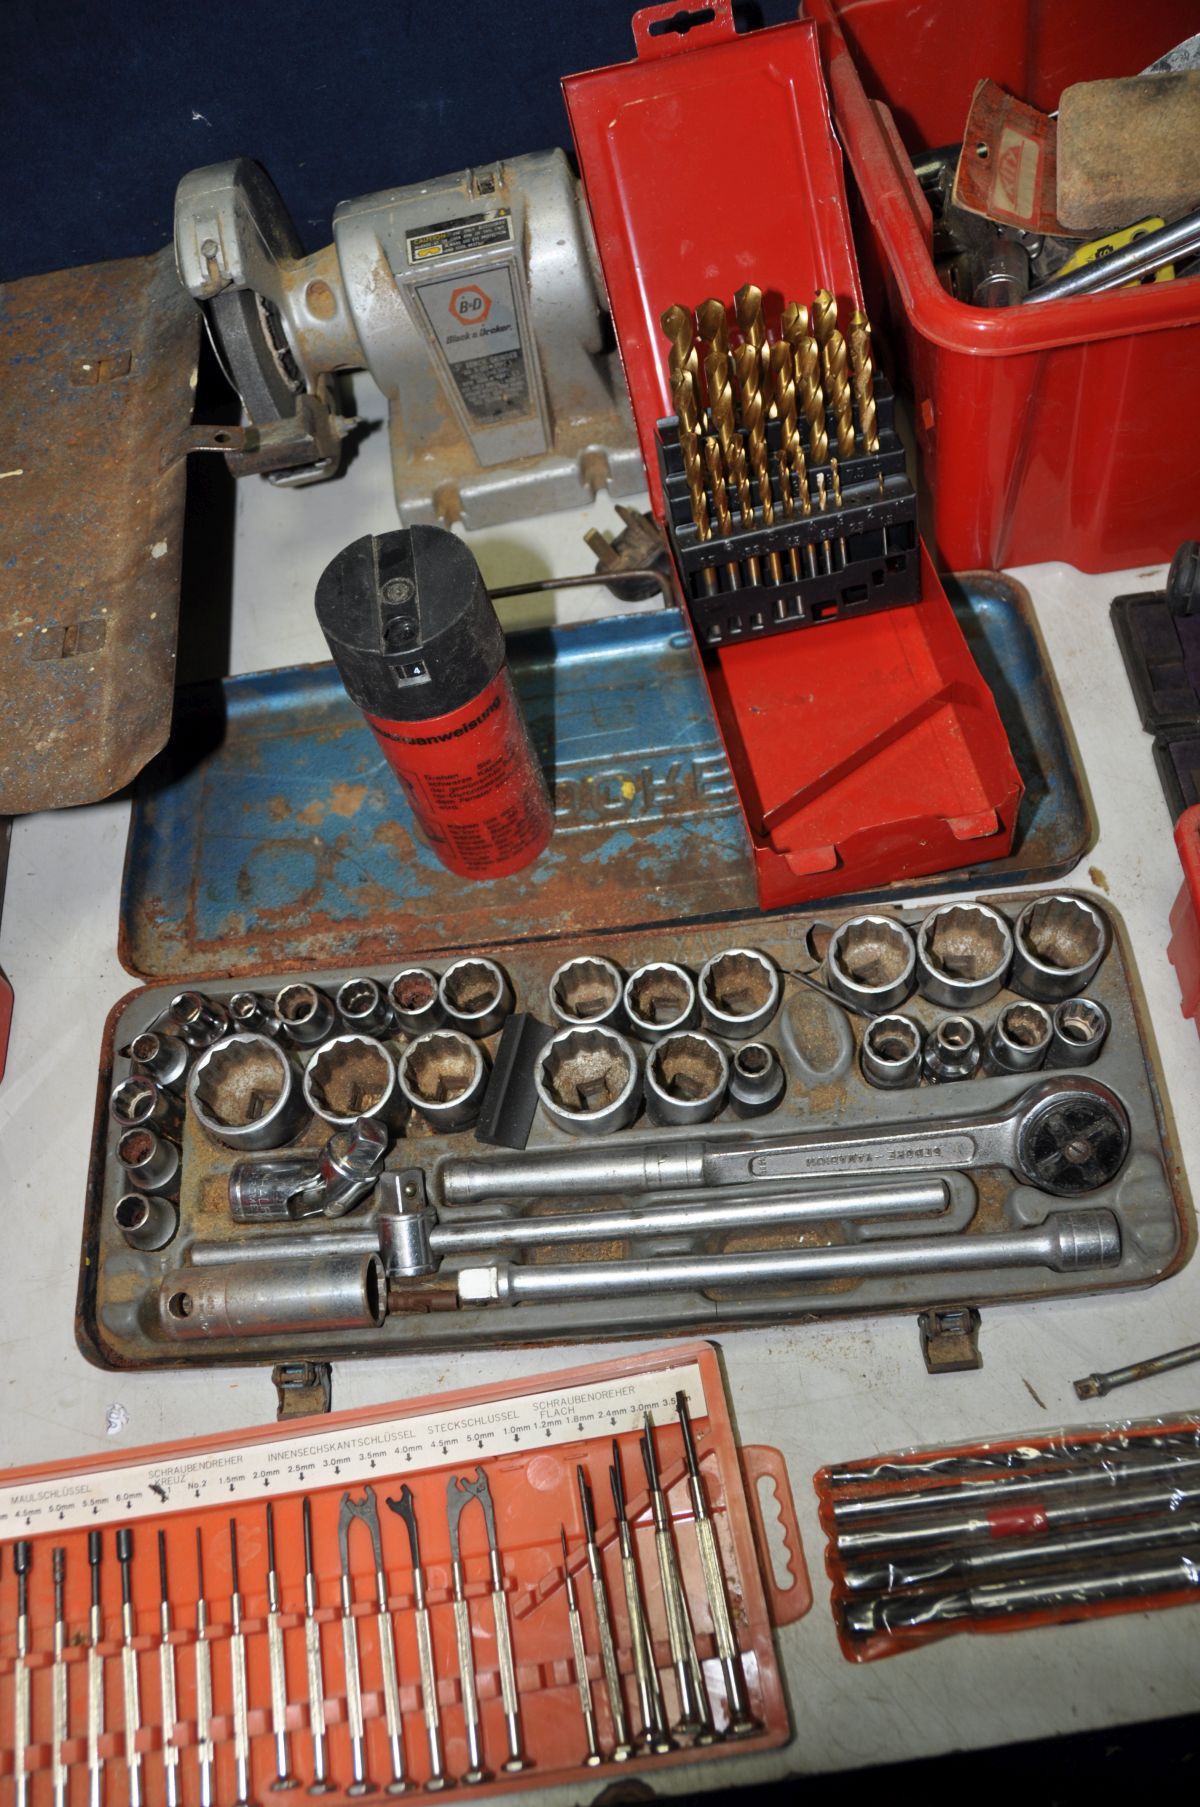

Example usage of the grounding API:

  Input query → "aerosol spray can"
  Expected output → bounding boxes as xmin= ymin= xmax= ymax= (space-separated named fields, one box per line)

xmin=315 ymin=526 xmax=553 ymax=879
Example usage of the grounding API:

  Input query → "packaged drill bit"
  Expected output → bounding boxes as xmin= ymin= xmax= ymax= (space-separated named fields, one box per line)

xmin=816 ymin=1411 xmax=1200 ymax=1661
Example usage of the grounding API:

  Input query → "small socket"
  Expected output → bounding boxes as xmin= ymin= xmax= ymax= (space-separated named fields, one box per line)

xmin=922 ymin=1015 xmax=982 ymax=1083
xmin=984 ymin=1000 xmax=1051 ymax=1075
xmin=549 ymin=955 xmax=625 ymax=1029
xmin=645 ymin=1030 xmax=729 ymax=1126
xmin=388 ymin=966 xmax=444 ymax=1036
xmin=861 ymin=1014 xmax=923 ymax=1089
xmin=824 ymin=916 xmax=915 ymax=1015
xmin=170 ymin=990 xmax=229 ymax=1049
xmin=187 ymin=1034 xmax=308 ymax=1150
xmin=336 ymin=975 xmax=393 ymax=1036
xmin=623 ymin=962 xmax=697 ymax=1041
xmin=113 ymin=1192 xmax=178 ymax=1251
xmin=274 ymin=981 xmax=337 ymax=1047
xmin=116 ymin=1126 xmax=180 ymax=1194
xmin=1049 ymin=997 xmax=1110 ymax=1068
xmin=228 ymin=990 xmax=281 ymax=1036
xmin=110 ymin=1075 xmax=183 ymax=1138
xmin=398 ymin=1030 xmax=488 ymax=1131
xmin=916 ymin=902 xmax=1013 ymax=1009
xmin=1011 ymin=894 xmax=1108 ymax=1002
xmin=728 ymin=1041 xmax=787 ymax=1117
xmin=439 ymin=957 xmax=513 ymax=1038
xmin=303 ymin=1035 xmax=402 ymax=1128
xmin=127 ymin=1030 xmax=188 ymax=1088
xmin=535 ymin=1026 xmax=641 ymax=1136
xmin=698 ymin=947 xmax=781 ymax=1039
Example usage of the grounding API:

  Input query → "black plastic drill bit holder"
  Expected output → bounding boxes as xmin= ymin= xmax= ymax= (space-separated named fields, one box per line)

xmin=655 ymin=373 xmax=920 ymax=648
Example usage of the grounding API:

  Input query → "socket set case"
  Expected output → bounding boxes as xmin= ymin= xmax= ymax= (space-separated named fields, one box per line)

xmin=79 ymin=888 xmax=1189 ymax=1373
xmin=0 ymin=1343 xmax=810 ymax=1801
xmin=815 ymin=1412 xmax=1200 ymax=1662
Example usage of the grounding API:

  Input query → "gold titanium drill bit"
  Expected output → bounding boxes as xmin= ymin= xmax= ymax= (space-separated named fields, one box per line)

xmin=812 ymin=287 xmax=838 ymax=351
xmin=672 ymin=370 xmax=719 ymax=596
xmin=773 ymin=441 xmax=802 ymax=584
xmin=734 ymin=344 xmax=782 ymax=583
xmin=660 ymin=303 xmax=700 ymax=393
xmin=816 ymin=471 xmax=833 ymax=575
xmin=829 ymin=456 xmax=850 ymax=568
xmin=696 ymin=297 xmax=731 ymax=361
xmin=790 ymin=429 xmax=819 ymax=580
xmin=780 ymin=299 xmax=810 ymax=348
xmin=848 ymin=309 xmax=880 ymax=451
xmin=822 ymin=329 xmax=856 ymax=461
xmin=733 ymin=283 xmax=767 ymax=378
xmin=795 ymin=334 xmax=827 ymax=466
xmin=768 ymin=341 xmax=799 ymax=449
xmin=703 ymin=435 xmax=738 ymax=590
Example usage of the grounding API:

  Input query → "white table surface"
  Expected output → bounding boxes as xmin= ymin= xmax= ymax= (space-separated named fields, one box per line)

xmin=2 ymin=385 xmax=1197 ymax=1787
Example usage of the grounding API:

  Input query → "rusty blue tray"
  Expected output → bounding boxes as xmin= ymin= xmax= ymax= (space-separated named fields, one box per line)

xmin=120 ymin=577 xmax=1091 ymax=979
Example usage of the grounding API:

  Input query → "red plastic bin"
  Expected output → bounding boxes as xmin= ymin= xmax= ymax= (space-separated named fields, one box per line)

xmin=807 ymin=0 xmax=1200 ymax=574
xmin=1168 ymin=802 xmax=1200 ymax=1036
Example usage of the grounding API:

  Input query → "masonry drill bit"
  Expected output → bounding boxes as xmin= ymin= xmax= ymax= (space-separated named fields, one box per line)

xmin=675 ymin=1394 xmax=759 ymax=1737
xmin=14 ymin=1541 xmax=32 ymax=1807
xmin=335 ymin=1494 xmax=376 ymax=1797
xmin=822 ymin=329 xmax=856 ymax=460
xmin=52 ymin=1547 xmax=70 ymax=1807
xmin=301 ymin=1501 xmax=334 ymax=1795
xmin=696 ymin=297 xmax=731 ymax=360
xmin=264 ymin=1505 xmax=299 ymax=1792
xmin=733 ymin=283 xmax=767 ymax=378
xmin=812 ymin=287 xmax=838 ymax=351
xmin=660 ymin=303 xmax=700 ymax=392
xmin=87 ymin=1532 xmax=107 ymax=1807
xmin=610 ymin=1443 xmax=673 ymax=1754
xmin=116 ymin=1530 xmax=145 ymax=1807
xmin=640 ymin=1417 xmax=716 ymax=1743
xmin=385 ymin=1488 xmax=448 ymax=1791
xmin=228 ymin=1521 xmax=255 ymax=1807
xmin=577 ymin=1466 xmax=632 ymax=1761
xmin=156 ymin=1533 xmax=181 ymax=1807
xmin=847 ymin=308 xmax=879 ymax=451
xmin=450 ymin=1469 xmax=529 ymax=1775
xmin=445 ymin=1475 xmax=488 ymax=1786
xmin=193 ymin=1532 xmax=215 ymax=1807
xmin=829 ymin=456 xmax=850 ymax=568
xmin=560 ymin=1528 xmax=603 ymax=1767
xmin=343 ymin=1488 xmax=407 ymax=1795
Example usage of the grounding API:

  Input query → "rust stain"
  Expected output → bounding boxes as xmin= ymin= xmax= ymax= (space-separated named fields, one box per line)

xmin=295 ymin=782 xmax=368 ymax=826
xmin=265 ymin=795 xmax=290 ymax=822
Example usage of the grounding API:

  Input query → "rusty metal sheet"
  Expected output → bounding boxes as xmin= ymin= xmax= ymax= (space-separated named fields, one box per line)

xmin=0 ymin=247 xmax=200 ymax=812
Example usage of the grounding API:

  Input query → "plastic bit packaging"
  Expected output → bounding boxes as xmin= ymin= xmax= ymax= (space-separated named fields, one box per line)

xmin=815 ymin=1413 xmax=1200 ymax=1660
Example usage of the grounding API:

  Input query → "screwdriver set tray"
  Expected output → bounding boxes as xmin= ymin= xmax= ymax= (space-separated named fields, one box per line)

xmin=815 ymin=1412 xmax=1200 ymax=1662
xmin=78 ymin=887 xmax=1189 ymax=1373
xmin=0 ymin=1343 xmax=810 ymax=1801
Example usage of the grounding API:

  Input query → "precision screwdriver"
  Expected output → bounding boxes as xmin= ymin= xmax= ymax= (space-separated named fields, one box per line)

xmin=264 ymin=1504 xmax=299 ymax=1791
xmin=14 ymin=1541 xmax=32 ymax=1807
xmin=301 ymin=1499 xmax=334 ymax=1795
xmin=228 ymin=1520 xmax=256 ymax=1807
xmin=385 ymin=1485 xmax=449 ymax=1791
xmin=344 ymin=1486 xmax=407 ymax=1795
xmin=576 ymin=1466 xmax=632 ymax=1760
xmin=675 ymin=1392 xmax=759 ymax=1737
xmin=87 ymin=1531 xmax=107 ymax=1807
xmin=193 ymin=1530 xmax=216 ymax=1807
xmin=117 ymin=1528 xmax=144 ymax=1807
xmin=52 ymin=1548 xmax=69 ymax=1807
xmin=610 ymin=1441 xmax=673 ymax=1754
xmin=157 ymin=1533 xmax=181 ymax=1807
xmin=640 ymin=1416 xmax=717 ymax=1743
xmin=560 ymin=1527 xmax=603 ymax=1768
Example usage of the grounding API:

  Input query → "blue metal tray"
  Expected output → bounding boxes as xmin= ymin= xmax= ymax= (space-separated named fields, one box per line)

xmin=121 ymin=576 xmax=1091 ymax=979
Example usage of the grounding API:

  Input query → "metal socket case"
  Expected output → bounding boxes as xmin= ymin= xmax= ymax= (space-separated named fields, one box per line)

xmin=916 ymin=902 xmax=1013 ymax=1009
xmin=1050 ymin=997 xmax=1110 ymax=1067
xmin=985 ymin=1001 xmax=1052 ymax=1075
xmin=274 ymin=981 xmax=337 ymax=1047
xmin=187 ymin=1034 xmax=308 ymax=1150
xmin=303 ymin=1034 xmax=402 ymax=1128
xmin=535 ymin=1026 xmax=641 ymax=1136
xmin=1011 ymin=895 xmax=1108 ymax=1002
xmin=439 ymin=957 xmax=513 ymax=1038
xmin=923 ymin=1016 xmax=982 ymax=1083
xmin=388 ymin=967 xmax=444 ymax=1035
xmin=861 ymin=1015 xmax=923 ymax=1089
xmin=623 ymin=962 xmax=697 ymax=1040
xmin=698 ymin=948 xmax=781 ymax=1040
xmin=728 ymin=1042 xmax=786 ymax=1116
xmin=645 ymin=1031 xmax=729 ymax=1126
xmin=549 ymin=955 xmax=625 ymax=1029
xmin=398 ymin=1030 xmax=488 ymax=1131
xmin=113 ymin=1193 xmax=178 ymax=1251
xmin=824 ymin=916 xmax=915 ymax=1015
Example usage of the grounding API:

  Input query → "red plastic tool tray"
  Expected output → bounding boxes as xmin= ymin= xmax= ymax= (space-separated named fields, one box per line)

xmin=809 ymin=0 xmax=1200 ymax=573
xmin=563 ymin=2 xmax=1022 ymax=908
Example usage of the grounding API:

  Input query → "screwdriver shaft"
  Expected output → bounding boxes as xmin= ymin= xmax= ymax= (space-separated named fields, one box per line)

xmin=676 ymin=1393 xmax=758 ymax=1736
xmin=577 ymin=1467 xmax=632 ymax=1759
xmin=451 ymin=1564 xmax=487 ymax=1784
xmin=117 ymin=1530 xmax=143 ymax=1807
xmin=14 ymin=1543 xmax=31 ymax=1807
xmin=265 ymin=1504 xmax=299 ymax=1791
xmin=301 ymin=1501 xmax=333 ymax=1795
xmin=157 ymin=1533 xmax=181 ymax=1807
xmin=194 ymin=1531 xmax=215 ymax=1807
xmin=52 ymin=1548 xmax=69 ymax=1807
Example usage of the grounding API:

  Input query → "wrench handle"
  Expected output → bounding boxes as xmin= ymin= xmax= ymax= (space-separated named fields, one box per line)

xmin=414 ymin=1604 xmax=446 ymax=1778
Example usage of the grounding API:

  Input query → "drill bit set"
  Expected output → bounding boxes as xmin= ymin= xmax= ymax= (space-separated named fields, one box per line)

xmin=654 ymin=284 xmax=918 ymax=644
xmin=816 ymin=1412 xmax=1200 ymax=1660
xmin=0 ymin=1347 xmax=801 ymax=1801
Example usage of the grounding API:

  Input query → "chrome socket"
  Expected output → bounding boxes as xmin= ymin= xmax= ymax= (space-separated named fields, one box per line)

xmin=398 ymin=1030 xmax=488 ymax=1131
xmin=698 ymin=947 xmax=781 ymax=1040
xmin=984 ymin=1000 xmax=1052 ymax=1075
xmin=549 ymin=955 xmax=625 ymax=1030
xmin=158 ymin=1255 xmax=388 ymax=1340
xmin=645 ymin=1031 xmax=729 ymax=1127
xmin=728 ymin=1042 xmax=787 ymax=1117
xmin=110 ymin=1075 xmax=184 ymax=1139
xmin=861 ymin=1015 xmax=923 ymax=1089
xmin=387 ymin=966 xmax=444 ymax=1036
xmin=303 ymin=1035 xmax=403 ymax=1129
xmin=1049 ymin=997 xmax=1110 ymax=1067
xmin=170 ymin=990 xmax=229 ymax=1049
xmin=127 ymin=1030 xmax=188 ymax=1088
xmin=228 ymin=990 xmax=282 ymax=1036
xmin=916 ymin=902 xmax=1013 ymax=1009
xmin=116 ymin=1126 xmax=180 ymax=1195
xmin=113 ymin=1192 xmax=178 ymax=1251
xmin=336 ymin=976 xmax=394 ymax=1037
xmin=923 ymin=1015 xmax=982 ymax=1083
xmin=188 ymin=1034 xmax=308 ymax=1150
xmin=274 ymin=981 xmax=337 ymax=1047
xmin=824 ymin=916 xmax=915 ymax=1015
xmin=623 ymin=962 xmax=697 ymax=1041
xmin=1010 ymin=894 xmax=1108 ymax=1002
xmin=535 ymin=1026 xmax=641 ymax=1136
xmin=439 ymin=957 xmax=513 ymax=1038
